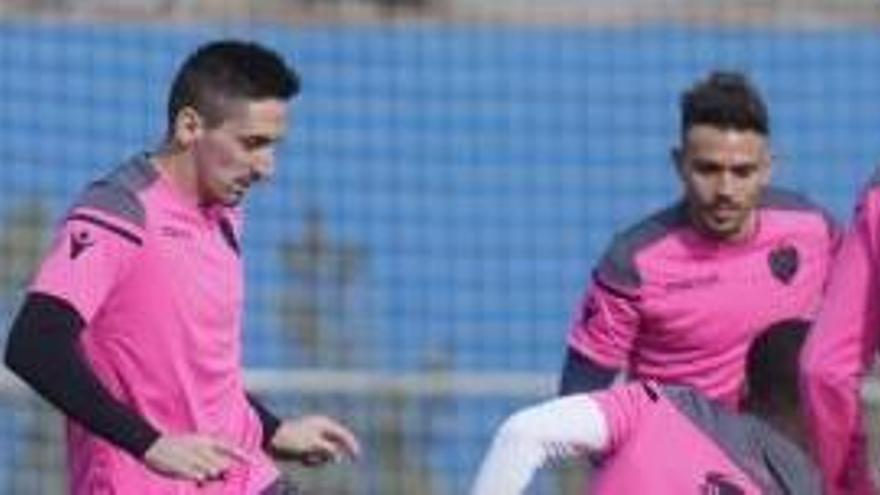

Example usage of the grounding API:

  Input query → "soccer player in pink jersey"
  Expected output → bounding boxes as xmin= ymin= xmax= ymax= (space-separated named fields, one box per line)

xmin=800 ymin=172 xmax=880 ymax=494
xmin=473 ymin=319 xmax=822 ymax=494
xmin=561 ymin=71 xmax=839 ymax=409
xmin=4 ymin=40 xmax=360 ymax=494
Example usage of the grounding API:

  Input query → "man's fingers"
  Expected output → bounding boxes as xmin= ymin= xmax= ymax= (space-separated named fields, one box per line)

xmin=282 ymin=431 xmax=343 ymax=466
xmin=143 ymin=434 xmax=253 ymax=483
xmin=320 ymin=421 xmax=361 ymax=458
xmin=209 ymin=439 xmax=253 ymax=464
xmin=185 ymin=438 xmax=244 ymax=481
xmin=191 ymin=447 xmax=232 ymax=479
xmin=293 ymin=449 xmax=334 ymax=467
xmin=172 ymin=457 xmax=218 ymax=482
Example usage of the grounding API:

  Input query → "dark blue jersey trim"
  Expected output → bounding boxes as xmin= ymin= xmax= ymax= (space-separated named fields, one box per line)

xmin=67 ymin=213 xmax=143 ymax=246
xmin=592 ymin=270 xmax=640 ymax=302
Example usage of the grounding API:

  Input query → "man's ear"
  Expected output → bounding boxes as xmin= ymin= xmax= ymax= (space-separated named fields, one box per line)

xmin=171 ymin=106 xmax=204 ymax=147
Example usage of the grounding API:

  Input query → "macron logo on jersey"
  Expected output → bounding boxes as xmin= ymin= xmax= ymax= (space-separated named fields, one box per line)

xmin=65 ymin=212 xmax=143 ymax=260
xmin=69 ymin=230 xmax=96 ymax=260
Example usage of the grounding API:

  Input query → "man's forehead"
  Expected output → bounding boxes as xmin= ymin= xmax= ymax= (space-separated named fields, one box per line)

xmin=220 ymin=99 xmax=289 ymax=133
xmin=684 ymin=126 xmax=768 ymax=154
xmin=685 ymin=124 xmax=766 ymax=142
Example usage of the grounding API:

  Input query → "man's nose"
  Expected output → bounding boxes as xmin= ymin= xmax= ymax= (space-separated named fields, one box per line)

xmin=716 ymin=172 xmax=736 ymax=197
xmin=251 ymin=154 xmax=275 ymax=182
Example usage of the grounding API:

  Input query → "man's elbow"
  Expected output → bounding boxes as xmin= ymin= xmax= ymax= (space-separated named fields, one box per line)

xmin=3 ymin=293 xmax=83 ymax=388
xmin=5 ymin=315 xmax=25 ymax=370
xmin=558 ymin=348 xmax=618 ymax=396
xmin=4 ymin=317 xmax=36 ymax=384
xmin=494 ymin=408 xmax=544 ymax=452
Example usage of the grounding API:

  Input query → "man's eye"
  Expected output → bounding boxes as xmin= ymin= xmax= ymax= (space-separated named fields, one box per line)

xmin=241 ymin=137 xmax=271 ymax=149
xmin=693 ymin=163 xmax=720 ymax=174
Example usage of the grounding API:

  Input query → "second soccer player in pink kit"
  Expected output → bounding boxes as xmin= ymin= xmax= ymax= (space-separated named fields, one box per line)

xmin=561 ymin=71 xmax=839 ymax=409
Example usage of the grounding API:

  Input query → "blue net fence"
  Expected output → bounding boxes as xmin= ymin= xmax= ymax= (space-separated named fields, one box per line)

xmin=1 ymin=2 xmax=880 ymax=493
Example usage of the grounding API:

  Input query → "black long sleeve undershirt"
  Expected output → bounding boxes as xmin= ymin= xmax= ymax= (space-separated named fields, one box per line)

xmin=247 ymin=393 xmax=281 ymax=449
xmin=5 ymin=292 xmax=283 ymax=457
xmin=4 ymin=292 xmax=161 ymax=458
xmin=558 ymin=347 xmax=619 ymax=396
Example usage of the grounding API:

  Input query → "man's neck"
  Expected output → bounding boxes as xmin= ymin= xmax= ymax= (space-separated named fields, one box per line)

xmin=152 ymin=144 xmax=201 ymax=204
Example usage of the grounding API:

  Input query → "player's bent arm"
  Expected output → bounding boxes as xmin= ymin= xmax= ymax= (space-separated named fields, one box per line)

xmin=4 ymin=292 xmax=161 ymax=458
xmin=470 ymin=394 xmax=609 ymax=495
xmin=558 ymin=347 xmax=619 ymax=395
xmin=245 ymin=395 xmax=361 ymax=465
xmin=564 ymin=271 xmax=642 ymax=395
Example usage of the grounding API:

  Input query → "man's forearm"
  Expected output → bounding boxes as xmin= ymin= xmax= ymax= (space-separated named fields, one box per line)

xmin=4 ymin=292 xmax=160 ymax=458
xmin=471 ymin=394 xmax=609 ymax=495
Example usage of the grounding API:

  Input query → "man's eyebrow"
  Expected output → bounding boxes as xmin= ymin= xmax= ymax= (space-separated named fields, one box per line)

xmin=240 ymin=135 xmax=276 ymax=147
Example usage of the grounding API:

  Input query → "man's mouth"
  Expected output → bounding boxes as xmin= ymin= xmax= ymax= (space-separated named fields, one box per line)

xmin=708 ymin=205 xmax=741 ymax=221
xmin=231 ymin=181 xmax=250 ymax=195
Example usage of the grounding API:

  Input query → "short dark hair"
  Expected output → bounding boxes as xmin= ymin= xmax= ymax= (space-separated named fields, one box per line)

xmin=681 ymin=71 xmax=769 ymax=137
xmin=167 ymin=39 xmax=300 ymax=130
xmin=745 ymin=318 xmax=810 ymax=407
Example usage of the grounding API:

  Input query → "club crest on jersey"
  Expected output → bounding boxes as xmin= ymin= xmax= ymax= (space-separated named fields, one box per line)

xmin=69 ymin=230 xmax=96 ymax=260
xmin=768 ymin=244 xmax=799 ymax=285
xmin=700 ymin=472 xmax=745 ymax=495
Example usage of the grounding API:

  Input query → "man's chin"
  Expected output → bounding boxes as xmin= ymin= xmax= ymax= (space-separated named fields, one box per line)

xmin=692 ymin=213 xmax=748 ymax=240
xmin=687 ymin=206 xmax=754 ymax=241
xmin=221 ymin=190 xmax=247 ymax=207
xmin=704 ymin=220 xmax=749 ymax=241
xmin=223 ymin=197 xmax=244 ymax=207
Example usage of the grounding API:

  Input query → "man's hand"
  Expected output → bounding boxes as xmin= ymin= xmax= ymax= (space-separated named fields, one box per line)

xmin=143 ymin=434 xmax=251 ymax=482
xmin=270 ymin=415 xmax=360 ymax=467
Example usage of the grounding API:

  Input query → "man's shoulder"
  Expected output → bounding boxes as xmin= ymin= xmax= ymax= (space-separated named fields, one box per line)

xmin=744 ymin=416 xmax=824 ymax=494
xmin=759 ymin=186 xmax=822 ymax=212
xmin=759 ymin=186 xmax=838 ymax=237
xmin=595 ymin=203 xmax=688 ymax=291
xmin=660 ymin=386 xmax=822 ymax=494
xmin=760 ymin=186 xmax=835 ymax=221
xmin=71 ymin=154 xmax=159 ymax=229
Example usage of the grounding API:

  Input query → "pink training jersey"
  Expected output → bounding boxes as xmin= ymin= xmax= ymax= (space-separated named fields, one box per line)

xmin=30 ymin=155 xmax=278 ymax=494
xmin=590 ymin=381 xmax=821 ymax=494
xmin=801 ymin=174 xmax=880 ymax=495
xmin=568 ymin=188 xmax=838 ymax=408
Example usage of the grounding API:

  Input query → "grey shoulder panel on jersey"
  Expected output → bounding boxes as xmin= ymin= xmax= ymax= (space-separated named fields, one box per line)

xmin=595 ymin=203 xmax=687 ymax=290
xmin=759 ymin=186 xmax=818 ymax=211
xmin=746 ymin=417 xmax=824 ymax=495
xmin=662 ymin=385 xmax=822 ymax=495
xmin=760 ymin=186 xmax=839 ymax=237
xmin=72 ymin=154 xmax=158 ymax=228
